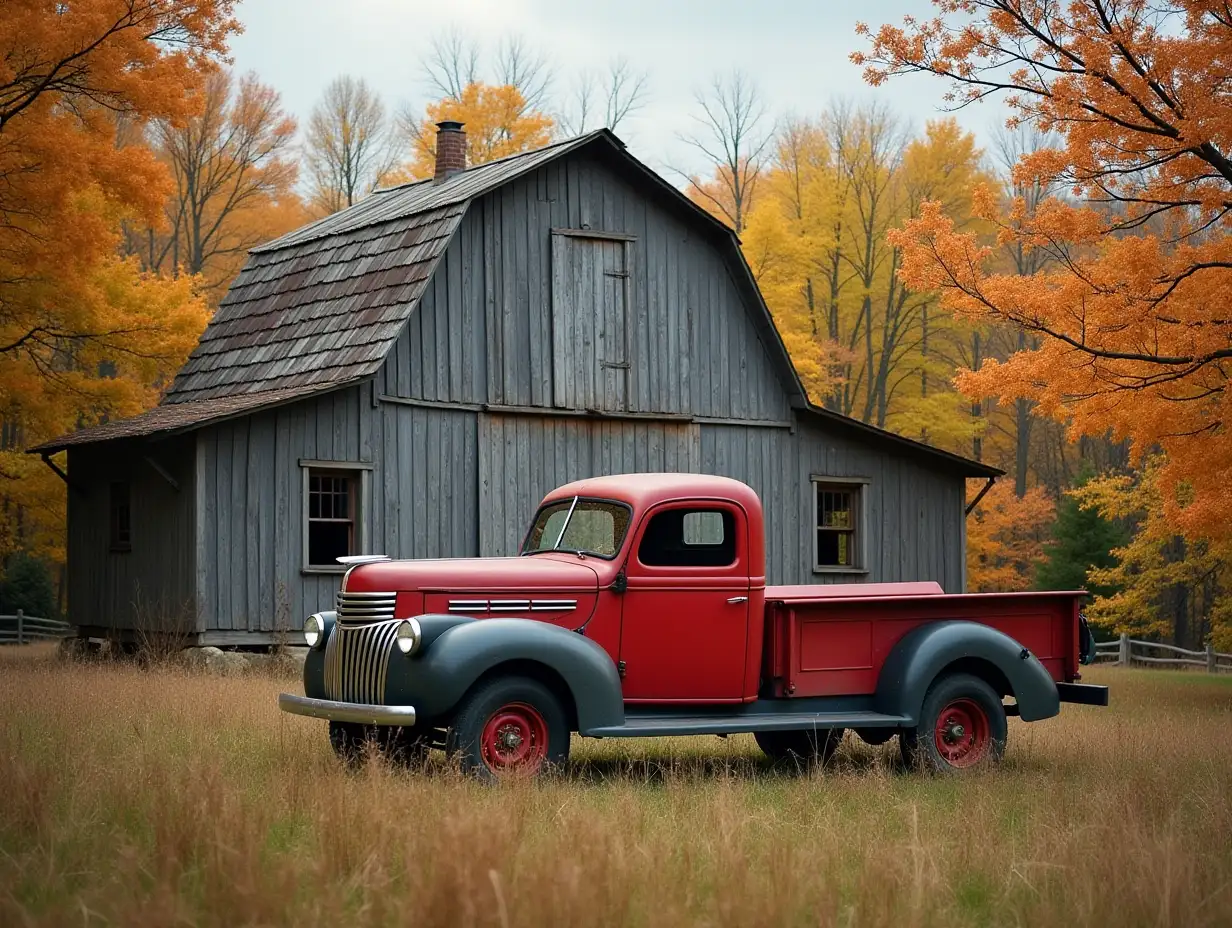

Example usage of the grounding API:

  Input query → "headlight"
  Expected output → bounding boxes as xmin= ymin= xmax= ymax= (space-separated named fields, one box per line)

xmin=395 ymin=618 xmax=422 ymax=655
xmin=304 ymin=614 xmax=325 ymax=649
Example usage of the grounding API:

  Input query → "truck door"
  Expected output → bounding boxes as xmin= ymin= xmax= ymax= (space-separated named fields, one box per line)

xmin=619 ymin=502 xmax=750 ymax=701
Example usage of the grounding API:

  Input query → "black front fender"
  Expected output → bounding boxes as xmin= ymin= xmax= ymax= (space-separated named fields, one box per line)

xmin=386 ymin=615 xmax=625 ymax=732
xmin=874 ymin=620 xmax=1061 ymax=723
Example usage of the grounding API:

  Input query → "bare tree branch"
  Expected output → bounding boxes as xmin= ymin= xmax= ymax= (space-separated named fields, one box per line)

xmin=676 ymin=70 xmax=772 ymax=233
xmin=305 ymin=76 xmax=400 ymax=214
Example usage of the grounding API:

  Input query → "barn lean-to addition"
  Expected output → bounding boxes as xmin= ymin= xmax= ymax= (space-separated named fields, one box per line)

xmin=34 ymin=123 xmax=999 ymax=646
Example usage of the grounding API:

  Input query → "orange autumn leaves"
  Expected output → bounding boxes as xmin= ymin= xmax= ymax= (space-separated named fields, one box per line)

xmin=0 ymin=1 xmax=240 ymax=562
xmin=397 ymin=83 xmax=554 ymax=182
xmin=965 ymin=480 xmax=1054 ymax=593
xmin=857 ymin=1 xmax=1232 ymax=541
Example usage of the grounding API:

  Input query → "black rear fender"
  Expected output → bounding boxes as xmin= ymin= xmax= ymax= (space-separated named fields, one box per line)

xmin=874 ymin=620 xmax=1061 ymax=723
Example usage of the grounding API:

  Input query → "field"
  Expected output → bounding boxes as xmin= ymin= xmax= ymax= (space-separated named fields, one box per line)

xmin=2 ymin=647 xmax=1231 ymax=927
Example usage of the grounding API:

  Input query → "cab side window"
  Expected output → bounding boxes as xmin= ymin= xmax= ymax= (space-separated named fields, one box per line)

xmin=638 ymin=508 xmax=736 ymax=567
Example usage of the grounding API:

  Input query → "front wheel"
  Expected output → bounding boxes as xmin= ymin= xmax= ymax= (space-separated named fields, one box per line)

xmin=754 ymin=727 xmax=845 ymax=766
xmin=447 ymin=676 xmax=571 ymax=780
xmin=900 ymin=673 xmax=1007 ymax=772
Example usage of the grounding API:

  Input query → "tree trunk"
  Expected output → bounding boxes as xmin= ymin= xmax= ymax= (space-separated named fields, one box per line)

xmin=971 ymin=331 xmax=982 ymax=462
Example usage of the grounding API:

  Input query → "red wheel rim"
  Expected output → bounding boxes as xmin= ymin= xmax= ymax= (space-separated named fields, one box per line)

xmin=480 ymin=702 xmax=549 ymax=773
xmin=933 ymin=698 xmax=990 ymax=768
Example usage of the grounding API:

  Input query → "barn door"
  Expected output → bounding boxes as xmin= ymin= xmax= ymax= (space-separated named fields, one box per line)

xmin=551 ymin=232 xmax=631 ymax=411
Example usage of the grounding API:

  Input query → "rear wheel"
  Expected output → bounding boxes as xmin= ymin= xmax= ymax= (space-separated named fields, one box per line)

xmin=329 ymin=721 xmax=431 ymax=767
xmin=754 ymin=727 xmax=845 ymax=766
xmin=900 ymin=673 xmax=1007 ymax=772
xmin=447 ymin=676 xmax=570 ymax=781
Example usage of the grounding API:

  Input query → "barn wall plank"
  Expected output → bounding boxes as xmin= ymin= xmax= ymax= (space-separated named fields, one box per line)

xmin=699 ymin=419 xmax=966 ymax=589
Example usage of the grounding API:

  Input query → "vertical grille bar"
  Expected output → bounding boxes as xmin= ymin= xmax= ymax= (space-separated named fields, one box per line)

xmin=322 ymin=618 xmax=399 ymax=706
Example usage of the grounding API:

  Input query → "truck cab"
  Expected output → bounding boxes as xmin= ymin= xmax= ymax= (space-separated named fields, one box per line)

xmin=280 ymin=474 xmax=1107 ymax=779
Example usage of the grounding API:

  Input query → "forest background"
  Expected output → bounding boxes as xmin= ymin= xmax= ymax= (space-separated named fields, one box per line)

xmin=4 ymin=0 xmax=1226 ymax=650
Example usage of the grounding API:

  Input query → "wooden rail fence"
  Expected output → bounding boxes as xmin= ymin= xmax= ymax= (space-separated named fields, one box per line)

xmin=0 ymin=611 xmax=71 ymax=646
xmin=1094 ymin=633 xmax=1232 ymax=673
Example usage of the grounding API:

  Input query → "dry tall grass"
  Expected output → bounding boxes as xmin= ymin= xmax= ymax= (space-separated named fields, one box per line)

xmin=2 ymin=645 xmax=1231 ymax=927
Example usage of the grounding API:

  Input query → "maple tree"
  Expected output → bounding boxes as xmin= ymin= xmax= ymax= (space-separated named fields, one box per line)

xmin=0 ymin=1 xmax=236 ymax=567
xmin=855 ymin=1 xmax=1232 ymax=538
xmin=965 ymin=479 xmax=1055 ymax=592
xmin=397 ymin=82 xmax=554 ymax=181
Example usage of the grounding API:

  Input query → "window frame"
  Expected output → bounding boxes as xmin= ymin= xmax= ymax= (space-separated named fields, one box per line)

xmin=811 ymin=476 xmax=870 ymax=574
xmin=109 ymin=481 xmax=132 ymax=553
xmin=300 ymin=460 xmax=372 ymax=574
xmin=637 ymin=505 xmax=738 ymax=569
xmin=629 ymin=501 xmax=746 ymax=576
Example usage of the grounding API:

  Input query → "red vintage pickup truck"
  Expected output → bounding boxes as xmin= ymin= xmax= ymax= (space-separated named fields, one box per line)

xmin=279 ymin=473 xmax=1107 ymax=778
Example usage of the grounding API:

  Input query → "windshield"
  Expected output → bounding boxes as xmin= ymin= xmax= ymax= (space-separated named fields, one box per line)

xmin=521 ymin=497 xmax=631 ymax=559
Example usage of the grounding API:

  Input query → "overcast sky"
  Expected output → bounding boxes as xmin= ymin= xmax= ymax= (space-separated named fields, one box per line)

xmin=229 ymin=0 xmax=1010 ymax=179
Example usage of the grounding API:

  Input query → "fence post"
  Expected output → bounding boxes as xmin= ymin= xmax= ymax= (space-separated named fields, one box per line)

xmin=16 ymin=609 xmax=22 ymax=646
xmin=1209 ymin=642 xmax=1218 ymax=674
xmin=1119 ymin=632 xmax=1130 ymax=666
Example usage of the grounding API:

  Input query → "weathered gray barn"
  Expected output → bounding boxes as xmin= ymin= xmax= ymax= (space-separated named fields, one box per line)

xmin=35 ymin=124 xmax=998 ymax=645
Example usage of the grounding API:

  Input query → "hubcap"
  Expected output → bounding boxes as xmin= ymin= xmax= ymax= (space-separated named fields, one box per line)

xmin=497 ymin=726 xmax=524 ymax=751
xmin=933 ymin=698 xmax=990 ymax=768
xmin=480 ymin=702 xmax=549 ymax=773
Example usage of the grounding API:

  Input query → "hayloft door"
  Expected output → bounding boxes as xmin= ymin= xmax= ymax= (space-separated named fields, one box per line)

xmin=551 ymin=231 xmax=631 ymax=411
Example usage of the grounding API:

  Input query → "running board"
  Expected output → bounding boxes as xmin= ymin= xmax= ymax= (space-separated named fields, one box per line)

xmin=583 ymin=710 xmax=910 ymax=739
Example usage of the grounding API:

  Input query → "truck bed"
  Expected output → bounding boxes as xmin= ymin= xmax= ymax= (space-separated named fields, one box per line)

xmin=761 ymin=587 xmax=1086 ymax=699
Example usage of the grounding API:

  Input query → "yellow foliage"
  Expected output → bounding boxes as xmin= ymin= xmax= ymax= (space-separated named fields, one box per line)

xmin=395 ymin=83 xmax=554 ymax=182
xmin=1073 ymin=460 xmax=1232 ymax=650
xmin=738 ymin=112 xmax=992 ymax=456
xmin=965 ymin=480 xmax=1055 ymax=592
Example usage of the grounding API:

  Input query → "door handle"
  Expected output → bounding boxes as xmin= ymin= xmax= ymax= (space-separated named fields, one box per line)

xmin=727 ymin=596 xmax=748 ymax=604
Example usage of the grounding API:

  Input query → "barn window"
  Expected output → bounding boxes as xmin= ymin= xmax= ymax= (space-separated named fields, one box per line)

xmin=300 ymin=460 xmax=372 ymax=572
xmin=812 ymin=478 xmax=868 ymax=572
xmin=109 ymin=482 xmax=131 ymax=552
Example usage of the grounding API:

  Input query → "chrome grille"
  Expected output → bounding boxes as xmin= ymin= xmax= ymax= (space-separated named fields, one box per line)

xmin=323 ymin=618 xmax=400 ymax=704
xmin=336 ymin=590 xmax=397 ymax=624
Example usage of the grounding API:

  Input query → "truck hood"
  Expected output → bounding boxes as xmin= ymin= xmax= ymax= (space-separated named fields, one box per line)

xmin=343 ymin=554 xmax=600 ymax=594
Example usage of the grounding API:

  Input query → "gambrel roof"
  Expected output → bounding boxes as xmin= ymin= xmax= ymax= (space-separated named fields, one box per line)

xmin=32 ymin=130 xmax=1000 ymax=477
xmin=165 ymin=132 xmax=607 ymax=405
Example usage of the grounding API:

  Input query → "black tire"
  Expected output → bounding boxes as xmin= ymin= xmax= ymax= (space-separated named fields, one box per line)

xmin=446 ymin=675 xmax=570 ymax=781
xmin=900 ymin=673 xmax=1007 ymax=772
xmin=754 ymin=727 xmax=845 ymax=766
xmin=329 ymin=721 xmax=431 ymax=768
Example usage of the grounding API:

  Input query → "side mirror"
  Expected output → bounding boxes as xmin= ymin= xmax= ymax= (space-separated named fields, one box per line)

xmin=610 ymin=567 xmax=627 ymax=594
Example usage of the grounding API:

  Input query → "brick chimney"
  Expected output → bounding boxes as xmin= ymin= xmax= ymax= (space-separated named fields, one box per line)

xmin=434 ymin=120 xmax=466 ymax=183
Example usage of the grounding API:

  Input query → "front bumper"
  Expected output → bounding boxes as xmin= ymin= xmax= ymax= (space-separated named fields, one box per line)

xmin=279 ymin=692 xmax=417 ymax=726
